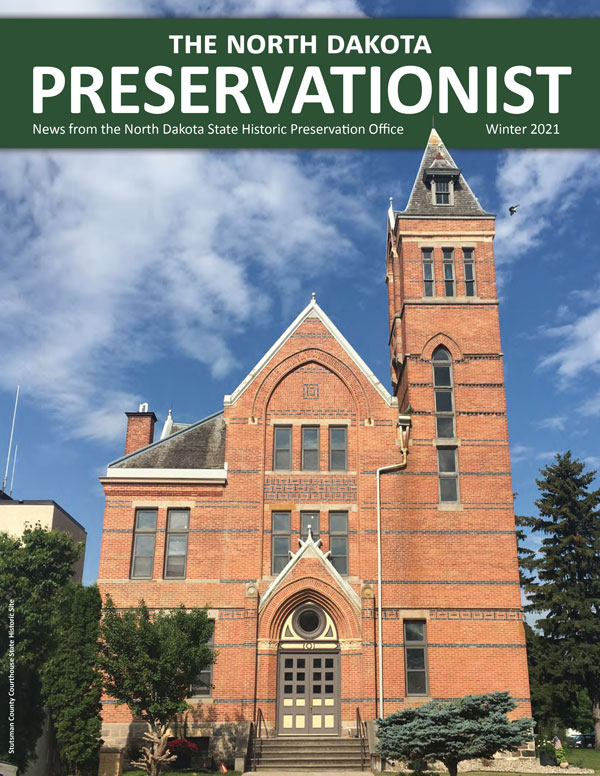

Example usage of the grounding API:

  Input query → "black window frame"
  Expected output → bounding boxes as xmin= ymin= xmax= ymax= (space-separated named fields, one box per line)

xmin=433 ymin=177 xmax=453 ymax=206
xmin=272 ymin=511 xmax=292 ymax=574
xmin=164 ymin=508 xmax=190 ymax=579
xmin=437 ymin=446 xmax=459 ymax=503
xmin=433 ymin=346 xmax=455 ymax=440
xmin=301 ymin=426 xmax=320 ymax=471
xmin=189 ymin=623 xmax=215 ymax=697
xmin=442 ymin=248 xmax=455 ymax=297
xmin=404 ymin=620 xmax=428 ymax=696
xmin=463 ymin=248 xmax=476 ymax=297
xmin=422 ymin=247 xmax=434 ymax=297
xmin=329 ymin=425 xmax=348 ymax=472
xmin=273 ymin=425 xmax=292 ymax=471
xmin=329 ymin=511 xmax=349 ymax=576
xmin=130 ymin=508 xmax=157 ymax=579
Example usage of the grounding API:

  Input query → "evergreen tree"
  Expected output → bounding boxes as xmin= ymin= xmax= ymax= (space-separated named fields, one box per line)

xmin=42 ymin=583 xmax=103 ymax=775
xmin=522 ymin=452 xmax=600 ymax=748
xmin=99 ymin=597 xmax=215 ymax=776
xmin=0 ymin=527 xmax=82 ymax=772
xmin=515 ymin=514 xmax=536 ymax=588
xmin=377 ymin=691 xmax=532 ymax=776
xmin=523 ymin=622 xmax=572 ymax=739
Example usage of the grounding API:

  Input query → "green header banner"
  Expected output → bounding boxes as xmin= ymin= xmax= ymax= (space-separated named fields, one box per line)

xmin=0 ymin=18 xmax=597 ymax=148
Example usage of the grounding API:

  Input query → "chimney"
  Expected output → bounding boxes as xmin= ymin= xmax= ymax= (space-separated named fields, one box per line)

xmin=124 ymin=403 xmax=157 ymax=455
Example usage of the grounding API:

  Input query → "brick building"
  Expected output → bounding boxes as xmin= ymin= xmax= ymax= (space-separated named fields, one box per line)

xmin=97 ymin=129 xmax=531 ymax=762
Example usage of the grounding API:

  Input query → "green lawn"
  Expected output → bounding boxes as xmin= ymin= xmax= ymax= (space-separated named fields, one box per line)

xmin=564 ymin=747 xmax=600 ymax=772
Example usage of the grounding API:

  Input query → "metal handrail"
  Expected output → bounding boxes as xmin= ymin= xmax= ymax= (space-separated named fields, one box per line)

xmin=356 ymin=707 xmax=367 ymax=771
xmin=251 ymin=708 xmax=268 ymax=771
xmin=257 ymin=708 xmax=268 ymax=740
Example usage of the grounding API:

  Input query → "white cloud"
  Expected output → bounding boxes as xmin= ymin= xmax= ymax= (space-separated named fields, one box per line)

xmin=0 ymin=0 xmax=144 ymax=13
xmin=536 ymin=270 xmax=600 ymax=417
xmin=511 ymin=443 xmax=533 ymax=463
xmin=0 ymin=0 xmax=364 ymax=16
xmin=537 ymin=416 xmax=567 ymax=431
xmin=493 ymin=150 xmax=600 ymax=265
xmin=540 ymin=308 xmax=600 ymax=381
xmin=537 ymin=450 xmax=558 ymax=461
xmin=584 ymin=455 xmax=600 ymax=470
xmin=459 ymin=0 xmax=532 ymax=17
xmin=571 ymin=272 xmax=600 ymax=306
xmin=0 ymin=150 xmax=368 ymax=443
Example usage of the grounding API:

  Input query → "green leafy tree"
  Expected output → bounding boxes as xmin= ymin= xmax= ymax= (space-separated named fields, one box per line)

xmin=0 ymin=527 xmax=82 ymax=772
xmin=42 ymin=583 xmax=103 ymax=775
xmin=377 ymin=691 xmax=532 ymax=776
xmin=99 ymin=597 xmax=215 ymax=776
xmin=523 ymin=622 xmax=572 ymax=739
xmin=521 ymin=452 xmax=600 ymax=748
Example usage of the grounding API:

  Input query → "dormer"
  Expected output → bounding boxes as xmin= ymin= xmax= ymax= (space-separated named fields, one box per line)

xmin=399 ymin=128 xmax=493 ymax=218
xmin=423 ymin=160 xmax=461 ymax=206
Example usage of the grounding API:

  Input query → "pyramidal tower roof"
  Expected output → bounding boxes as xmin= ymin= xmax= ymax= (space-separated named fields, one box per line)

xmin=401 ymin=128 xmax=493 ymax=218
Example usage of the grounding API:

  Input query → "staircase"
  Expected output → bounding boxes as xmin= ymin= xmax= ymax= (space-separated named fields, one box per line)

xmin=252 ymin=735 xmax=367 ymax=771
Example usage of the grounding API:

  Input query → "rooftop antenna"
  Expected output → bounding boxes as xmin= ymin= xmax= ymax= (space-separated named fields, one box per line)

xmin=9 ymin=444 xmax=18 ymax=497
xmin=2 ymin=385 xmax=19 ymax=492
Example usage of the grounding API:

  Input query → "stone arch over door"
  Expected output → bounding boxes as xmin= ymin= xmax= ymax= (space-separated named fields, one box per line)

xmin=259 ymin=577 xmax=361 ymax=645
xmin=275 ymin=601 xmax=342 ymax=735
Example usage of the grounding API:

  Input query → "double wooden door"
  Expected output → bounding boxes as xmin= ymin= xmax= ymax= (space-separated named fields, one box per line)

xmin=277 ymin=652 xmax=340 ymax=735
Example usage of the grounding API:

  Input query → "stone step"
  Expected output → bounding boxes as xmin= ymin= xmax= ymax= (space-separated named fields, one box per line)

xmin=257 ymin=749 xmax=363 ymax=757
xmin=259 ymin=745 xmax=362 ymax=750
xmin=258 ymin=759 xmax=364 ymax=767
xmin=258 ymin=746 xmax=363 ymax=754
xmin=252 ymin=733 xmax=367 ymax=771
xmin=261 ymin=740 xmax=362 ymax=745
xmin=266 ymin=736 xmax=360 ymax=741
xmin=259 ymin=741 xmax=361 ymax=752
xmin=255 ymin=767 xmax=366 ymax=772
xmin=255 ymin=746 xmax=363 ymax=755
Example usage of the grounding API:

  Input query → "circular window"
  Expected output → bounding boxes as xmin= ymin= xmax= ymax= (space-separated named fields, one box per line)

xmin=293 ymin=605 xmax=326 ymax=639
xmin=298 ymin=609 xmax=320 ymax=633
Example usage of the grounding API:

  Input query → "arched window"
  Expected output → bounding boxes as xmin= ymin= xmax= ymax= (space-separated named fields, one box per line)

xmin=432 ymin=347 xmax=454 ymax=439
xmin=432 ymin=346 xmax=459 ymax=503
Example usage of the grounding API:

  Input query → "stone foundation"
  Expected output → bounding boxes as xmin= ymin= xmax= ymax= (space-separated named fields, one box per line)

xmin=98 ymin=748 xmax=125 ymax=776
xmin=101 ymin=721 xmax=251 ymax=772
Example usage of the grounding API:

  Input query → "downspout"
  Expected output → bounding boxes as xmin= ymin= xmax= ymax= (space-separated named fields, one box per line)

xmin=253 ymin=589 xmax=260 ymax=723
xmin=376 ymin=414 xmax=411 ymax=721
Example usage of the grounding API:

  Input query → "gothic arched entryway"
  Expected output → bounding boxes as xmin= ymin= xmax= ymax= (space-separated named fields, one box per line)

xmin=276 ymin=603 xmax=340 ymax=735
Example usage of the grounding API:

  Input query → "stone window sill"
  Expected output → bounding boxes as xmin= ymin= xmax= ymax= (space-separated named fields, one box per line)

xmin=438 ymin=502 xmax=464 ymax=511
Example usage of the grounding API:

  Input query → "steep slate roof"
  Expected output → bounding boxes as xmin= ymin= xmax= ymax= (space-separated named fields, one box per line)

xmin=402 ymin=128 xmax=493 ymax=217
xmin=110 ymin=411 xmax=225 ymax=469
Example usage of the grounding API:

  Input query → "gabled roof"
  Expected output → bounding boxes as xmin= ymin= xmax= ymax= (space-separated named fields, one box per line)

xmin=401 ymin=128 xmax=493 ymax=218
xmin=108 ymin=410 xmax=225 ymax=470
xmin=224 ymin=296 xmax=396 ymax=407
xmin=259 ymin=528 xmax=361 ymax=613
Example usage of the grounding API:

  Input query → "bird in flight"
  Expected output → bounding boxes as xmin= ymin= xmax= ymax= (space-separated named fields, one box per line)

xmin=509 ymin=204 xmax=520 ymax=216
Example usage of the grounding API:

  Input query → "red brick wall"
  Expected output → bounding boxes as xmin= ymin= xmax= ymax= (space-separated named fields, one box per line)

xmin=123 ymin=412 xmax=157 ymax=455
xmin=98 ymin=214 xmax=531 ymax=738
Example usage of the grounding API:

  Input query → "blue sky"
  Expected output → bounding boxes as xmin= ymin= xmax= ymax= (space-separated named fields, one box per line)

xmin=0 ymin=0 xmax=598 ymax=586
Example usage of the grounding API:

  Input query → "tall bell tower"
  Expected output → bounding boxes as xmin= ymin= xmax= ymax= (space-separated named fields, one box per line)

xmin=386 ymin=127 xmax=508 ymax=505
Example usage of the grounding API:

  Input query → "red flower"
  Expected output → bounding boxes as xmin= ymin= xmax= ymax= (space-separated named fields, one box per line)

xmin=168 ymin=738 xmax=199 ymax=753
